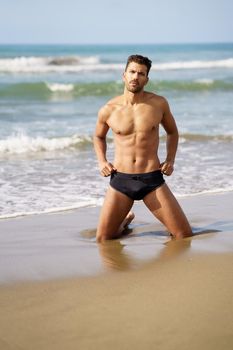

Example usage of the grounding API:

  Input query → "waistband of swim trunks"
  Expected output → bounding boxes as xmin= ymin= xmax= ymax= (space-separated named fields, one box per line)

xmin=113 ymin=169 xmax=162 ymax=178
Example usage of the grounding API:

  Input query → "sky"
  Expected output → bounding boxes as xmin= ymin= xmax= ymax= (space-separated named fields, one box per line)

xmin=1 ymin=0 xmax=233 ymax=44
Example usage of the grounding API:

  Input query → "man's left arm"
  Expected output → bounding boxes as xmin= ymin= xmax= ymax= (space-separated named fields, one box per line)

xmin=160 ymin=98 xmax=179 ymax=176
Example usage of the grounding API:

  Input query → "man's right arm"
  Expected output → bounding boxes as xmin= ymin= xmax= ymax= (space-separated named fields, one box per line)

xmin=93 ymin=106 xmax=116 ymax=177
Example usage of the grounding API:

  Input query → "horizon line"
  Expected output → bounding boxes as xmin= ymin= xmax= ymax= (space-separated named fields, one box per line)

xmin=0 ymin=41 xmax=233 ymax=46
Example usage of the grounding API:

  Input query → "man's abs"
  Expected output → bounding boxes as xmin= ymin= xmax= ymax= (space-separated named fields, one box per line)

xmin=113 ymin=130 xmax=161 ymax=173
xmin=113 ymin=153 xmax=161 ymax=174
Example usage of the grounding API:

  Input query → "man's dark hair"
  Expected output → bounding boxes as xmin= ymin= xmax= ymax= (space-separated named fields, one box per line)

xmin=125 ymin=54 xmax=152 ymax=76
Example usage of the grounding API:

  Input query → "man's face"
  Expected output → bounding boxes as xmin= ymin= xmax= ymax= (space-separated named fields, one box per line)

xmin=123 ymin=62 xmax=149 ymax=93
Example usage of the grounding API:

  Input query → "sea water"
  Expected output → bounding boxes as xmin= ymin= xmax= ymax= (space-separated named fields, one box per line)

xmin=0 ymin=43 xmax=233 ymax=218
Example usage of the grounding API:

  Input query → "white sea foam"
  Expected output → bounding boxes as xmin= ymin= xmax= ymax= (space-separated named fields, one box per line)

xmin=153 ymin=58 xmax=233 ymax=70
xmin=194 ymin=78 xmax=214 ymax=84
xmin=175 ymin=187 xmax=233 ymax=198
xmin=0 ymin=55 xmax=100 ymax=73
xmin=0 ymin=200 xmax=103 ymax=220
xmin=46 ymin=83 xmax=74 ymax=92
xmin=1 ymin=56 xmax=233 ymax=73
xmin=1 ymin=188 xmax=232 ymax=220
xmin=0 ymin=133 xmax=92 ymax=155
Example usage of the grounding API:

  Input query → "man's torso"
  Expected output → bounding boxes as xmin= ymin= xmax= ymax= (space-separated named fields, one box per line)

xmin=105 ymin=92 xmax=165 ymax=173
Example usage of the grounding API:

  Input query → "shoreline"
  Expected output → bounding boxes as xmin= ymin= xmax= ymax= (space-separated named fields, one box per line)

xmin=0 ymin=190 xmax=232 ymax=285
xmin=0 ymin=188 xmax=232 ymax=221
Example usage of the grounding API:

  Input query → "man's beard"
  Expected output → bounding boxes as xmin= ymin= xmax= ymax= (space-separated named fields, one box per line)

xmin=126 ymin=83 xmax=143 ymax=93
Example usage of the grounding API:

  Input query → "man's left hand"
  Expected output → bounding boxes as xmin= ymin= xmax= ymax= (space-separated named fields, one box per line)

xmin=160 ymin=161 xmax=174 ymax=176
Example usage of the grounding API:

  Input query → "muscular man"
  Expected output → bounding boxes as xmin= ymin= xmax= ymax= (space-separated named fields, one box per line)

xmin=94 ymin=54 xmax=192 ymax=242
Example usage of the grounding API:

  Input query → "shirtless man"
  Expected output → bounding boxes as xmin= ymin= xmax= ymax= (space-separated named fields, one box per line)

xmin=94 ymin=54 xmax=192 ymax=243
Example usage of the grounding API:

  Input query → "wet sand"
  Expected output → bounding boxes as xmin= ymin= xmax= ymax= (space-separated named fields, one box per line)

xmin=0 ymin=191 xmax=233 ymax=349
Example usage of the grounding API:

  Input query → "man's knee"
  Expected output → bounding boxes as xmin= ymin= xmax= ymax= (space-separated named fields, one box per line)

xmin=96 ymin=233 xmax=106 ymax=243
xmin=96 ymin=235 xmax=103 ymax=243
xmin=96 ymin=230 xmax=115 ymax=243
xmin=171 ymin=227 xmax=193 ymax=240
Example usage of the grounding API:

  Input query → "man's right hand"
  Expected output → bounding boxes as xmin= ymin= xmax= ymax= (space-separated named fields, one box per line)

xmin=99 ymin=162 xmax=116 ymax=177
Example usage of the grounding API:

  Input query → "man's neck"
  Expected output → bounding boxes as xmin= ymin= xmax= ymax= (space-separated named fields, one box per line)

xmin=123 ymin=89 xmax=145 ymax=105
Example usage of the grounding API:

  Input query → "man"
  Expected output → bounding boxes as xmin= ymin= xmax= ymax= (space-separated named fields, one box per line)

xmin=94 ymin=54 xmax=192 ymax=243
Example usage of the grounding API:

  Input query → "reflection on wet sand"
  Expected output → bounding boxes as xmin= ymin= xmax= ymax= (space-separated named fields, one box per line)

xmin=98 ymin=241 xmax=132 ymax=271
xmin=81 ymin=222 xmax=221 ymax=272
xmin=97 ymin=236 xmax=192 ymax=271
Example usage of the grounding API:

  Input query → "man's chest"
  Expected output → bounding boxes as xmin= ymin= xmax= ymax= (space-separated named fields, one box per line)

xmin=108 ymin=105 xmax=163 ymax=135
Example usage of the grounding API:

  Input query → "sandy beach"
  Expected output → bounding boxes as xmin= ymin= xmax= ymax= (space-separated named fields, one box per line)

xmin=0 ymin=191 xmax=233 ymax=349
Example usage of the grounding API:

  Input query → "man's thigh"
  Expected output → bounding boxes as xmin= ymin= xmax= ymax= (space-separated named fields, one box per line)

xmin=143 ymin=184 xmax=192 ymax=237
xmin=96 ymin=186 xmax=134 ymax=240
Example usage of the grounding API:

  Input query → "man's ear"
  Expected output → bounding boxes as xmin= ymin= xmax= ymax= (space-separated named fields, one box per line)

xmin=145 ymin=76 xmax=149 ymax=85
xmin=122 ymin=72 xmax=126 ymax=81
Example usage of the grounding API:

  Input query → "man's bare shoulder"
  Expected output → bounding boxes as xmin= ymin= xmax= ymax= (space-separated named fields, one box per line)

xmin=106 ymin=95 xmax=124 ymax=107
xmin=98 ymin=95 xmax=124 ymax=121
xmin=144 ymin=91 xmax=168 ymax=106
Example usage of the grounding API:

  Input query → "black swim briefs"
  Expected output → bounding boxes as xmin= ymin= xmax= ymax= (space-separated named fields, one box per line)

xmin=110 ymin=170 xmax=165 ymax=200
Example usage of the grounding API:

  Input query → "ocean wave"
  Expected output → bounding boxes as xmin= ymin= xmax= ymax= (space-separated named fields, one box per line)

xmin=0 ymin=81 xmax=124 ymax=99
xmin=154 ymin=58 xmax=233 ymax=70
xmin=0 ymin=131 xmax=232 ymax=157
xmin=194 ymin=78 xmax=214 ymax=84
xmin=0 ymin=55 xmax=100 ymax=73
xmin=0 ymin=133 xmax=93 ymax=155
xmin=46 ymin=83 xmax=75 ymax=92
xmin=179 ymin=133 xmax=233 ymax=142
xmin=1 ymin=79 xmax=233 ymax=100
xmin=0 ymin=56 xmax=233 ymax=73
xmin=151 ymin=79 xmax=233 ymax=92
